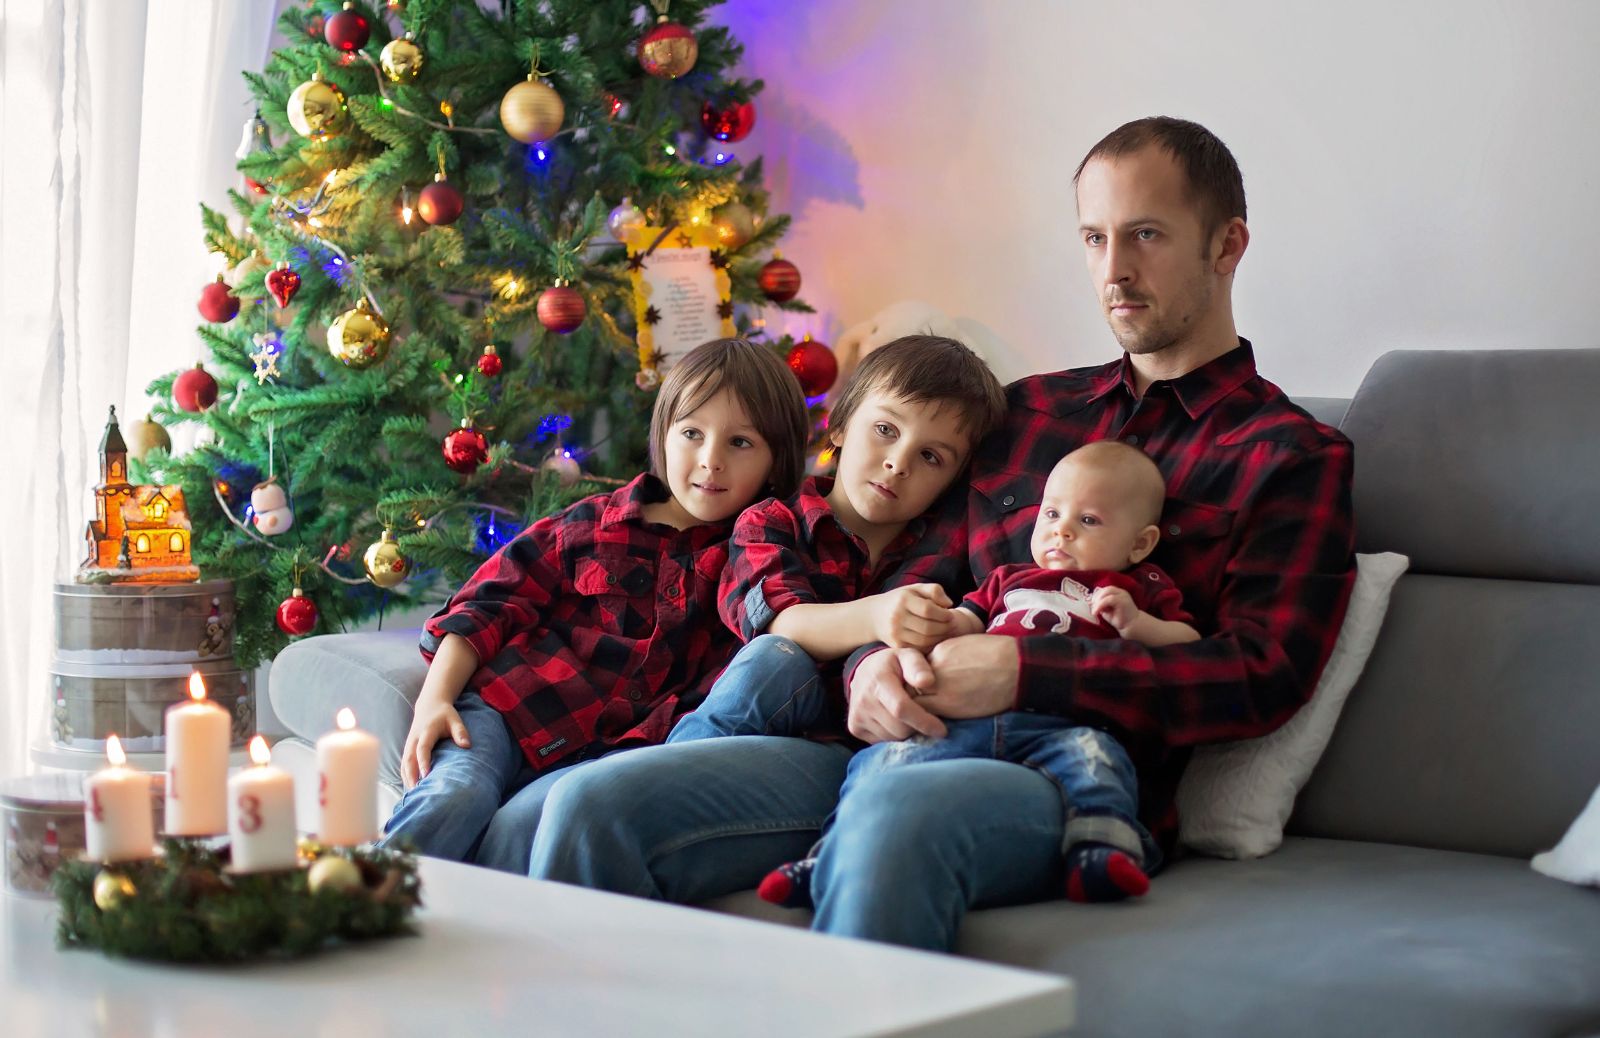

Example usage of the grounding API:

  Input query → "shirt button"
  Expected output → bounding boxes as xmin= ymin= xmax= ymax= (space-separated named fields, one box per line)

xmin=1125 ymin=435 xmax=1140 ymax=446
xmin=627 ymin=689 xmax=643 ymax=702
xmin=606 ymin=574 xmax=617 ymax=586
xmin=666 ymin=586 xmax=679 ymax=598
xmin=1168 ymin=524 xmax=1182 ymax=537
xmin=1001 ymin=495 xmax=1015 ymax=507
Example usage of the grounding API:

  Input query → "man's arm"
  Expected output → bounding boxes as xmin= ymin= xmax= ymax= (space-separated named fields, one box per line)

xmin=918 ymin=443 xmax=1356 ymax=746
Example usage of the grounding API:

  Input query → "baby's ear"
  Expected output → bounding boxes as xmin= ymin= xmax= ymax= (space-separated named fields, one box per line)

xmin=1128 ymin=524 xmax=1160 ymax=565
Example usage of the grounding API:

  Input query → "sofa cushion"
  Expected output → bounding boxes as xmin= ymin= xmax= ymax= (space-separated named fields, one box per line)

xmin=1340 ymin=347 xmax=1600 ymax=583
xmin=1289 ymin=574 xmax=1600 ymax=858
xmin=1533 ymin=781 xmax=1600 ymax=887
xmin=268 ymin=628 xmax=429 ymax=792
xmin=703 ymin=837 xmax=1600 ymax=1038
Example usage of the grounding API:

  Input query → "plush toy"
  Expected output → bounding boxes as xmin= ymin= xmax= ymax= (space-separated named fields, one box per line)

xmin=827 ymin=300 xmax=1000 ymax=407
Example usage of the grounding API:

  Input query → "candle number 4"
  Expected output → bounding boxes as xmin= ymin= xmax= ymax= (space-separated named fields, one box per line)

xmin=237 ymin=793 xmax=263 ymax=834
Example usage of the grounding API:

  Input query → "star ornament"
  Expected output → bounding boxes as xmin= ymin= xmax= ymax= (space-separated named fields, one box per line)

xmin=626 ymin=252 xmax=646 ymax=272
xmin=675 ymin=232 xmax=694 ymax=248
xmin=643 ymin=305 xmax=663 ymax=326
xmin=708 ymin=249 xmax=728 ymax=269
xmin=716 ymin=300 xmax=735 ymax=319
xmin=251 ymin=345 xmax=282 ymax=384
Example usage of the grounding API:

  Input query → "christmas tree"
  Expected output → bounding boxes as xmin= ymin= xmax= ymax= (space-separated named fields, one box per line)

xmin=139 ymin=0 xmax=819 ymax=667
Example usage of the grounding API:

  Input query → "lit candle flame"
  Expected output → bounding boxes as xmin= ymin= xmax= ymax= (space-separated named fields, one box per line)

xmin=249 ymin=735 xmax=272 ymax=766
xmin=188 ymin=671 xmax=208 ymax=702
xmin=107 ymin=734 xmax=126 ymax=767
xmin=336 ymin=708 xmax=357 ymax=731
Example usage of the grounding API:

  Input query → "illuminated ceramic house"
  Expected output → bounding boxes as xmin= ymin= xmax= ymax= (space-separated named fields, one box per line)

xmin=79 ymin=406 xmax=199 ymax=584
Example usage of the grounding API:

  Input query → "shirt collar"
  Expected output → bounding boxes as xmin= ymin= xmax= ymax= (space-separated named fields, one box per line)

xmin=794 ymin=475 xmax=926 ymax=551
xmin=599 ymin=473 xmax=670 ymax=530
xmin=1085 ymin=338 xmax=1257 ymax=420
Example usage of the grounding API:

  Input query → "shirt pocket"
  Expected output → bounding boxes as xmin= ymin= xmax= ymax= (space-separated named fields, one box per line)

xmin=1156 ymin=499 xmax=1235 ymax=545
xmin=971 ymin=469 xmax=1043 ymax=519
xmin=573 ymin=553 xmax=656 ymax=599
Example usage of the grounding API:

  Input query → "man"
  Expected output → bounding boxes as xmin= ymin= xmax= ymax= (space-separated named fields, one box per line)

xmin=526 ymin=117 xmax=1356 ymax=952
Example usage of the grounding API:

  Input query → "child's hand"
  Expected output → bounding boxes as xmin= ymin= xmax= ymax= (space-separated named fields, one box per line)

xmin=1091 ymin=585 xmax=1140 ymax=634
xmin=872 ymin=583 xmax=958 ymax=652
xmin=401 ymin=698 xmax=471 ymax=788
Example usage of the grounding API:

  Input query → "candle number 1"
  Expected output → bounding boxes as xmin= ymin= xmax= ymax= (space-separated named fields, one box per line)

xmin=237 ymin=793 xmax=262 ymax=834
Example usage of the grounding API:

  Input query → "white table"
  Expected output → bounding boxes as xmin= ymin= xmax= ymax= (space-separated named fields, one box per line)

xmin=3 ymin=857 xmax=1074 ymax=1037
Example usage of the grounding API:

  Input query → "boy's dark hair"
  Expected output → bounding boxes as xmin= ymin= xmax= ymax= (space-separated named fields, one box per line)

xmin=648 ymin=338 xmax=809 ymax=498
xmin=1073 ymin=116 xmax=1246 ymax=242
xmin=827 ymin=335 xmax=1007 ymax=461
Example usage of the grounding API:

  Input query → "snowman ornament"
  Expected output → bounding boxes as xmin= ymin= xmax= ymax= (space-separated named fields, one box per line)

xmin=251 ymin=479 xmax=295 ymax=535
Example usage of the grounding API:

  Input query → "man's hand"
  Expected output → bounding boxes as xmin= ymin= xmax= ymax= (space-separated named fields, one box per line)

xmin=1091 ymin=585 xmax=1140 ymax=635
xmin=914 ymin=634 xmax=1021 ymax=719
xmin=400 ymin=697 xmax=471 ymax=788
xmin=846 ymin=647 xmax=948 ymax=743
xmin=869 ymin=583 xmax=958 ymax=652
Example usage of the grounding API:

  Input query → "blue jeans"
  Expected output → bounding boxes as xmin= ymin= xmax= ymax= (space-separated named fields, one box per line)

xmin=839 ymin=716 xmax=1159 ymax=869
xmin=667 ymin=635 xmax=830 ymax=743
xmin=379 ymin=690 xmax=534 ymax=861
xmin=471 ymin=749 xmax=622 ymax=874
xmin=528 ymin=734 xmax=1080 ymax=952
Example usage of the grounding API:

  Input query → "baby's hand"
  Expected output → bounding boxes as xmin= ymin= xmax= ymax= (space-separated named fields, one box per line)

xmin=1091 ymin=585 xmax=1140 ymax=634
xmin=872 ymin=583 xmax=957 ymax=653
xmin=401 ymin=698 xmax=470 ymax=789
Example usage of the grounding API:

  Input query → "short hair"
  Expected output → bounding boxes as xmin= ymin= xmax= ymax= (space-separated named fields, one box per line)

xmin=1057 ymin=440 xmax=1168 ymax=526
xmin=1073 ymin=116 xmax=1246 ymax=240
xmin=827 ymin=335 xmax=1007 ymax=462
xmin=648 ymin=338 xmax=809 ymax=498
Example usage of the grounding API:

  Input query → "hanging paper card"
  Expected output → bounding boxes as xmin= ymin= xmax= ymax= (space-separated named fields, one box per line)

xmin=625 ymin=225 xmax=735 ymax=379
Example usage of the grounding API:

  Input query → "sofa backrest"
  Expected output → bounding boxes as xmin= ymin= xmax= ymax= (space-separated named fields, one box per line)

xmin=1288 ymin=348 xmax=1600 ymax=858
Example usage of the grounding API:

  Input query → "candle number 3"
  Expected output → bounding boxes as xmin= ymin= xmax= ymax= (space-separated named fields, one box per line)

xmin=237 ymin=793 xmax=262 ymax=834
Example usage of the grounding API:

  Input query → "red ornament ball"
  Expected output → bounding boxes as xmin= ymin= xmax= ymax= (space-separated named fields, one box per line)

xmin=638 ymin=19 xmax=698 ymax=79
xmin=418 ymin=178 xmax=464 ymax=226
xmin=305 ymin=14 xmax=326 ymax=38
xmin=536 ymin=283 xmax=587 ymax=334
xmin=442 ymin=425 xmax=490 ymax=474
xmin=197 ymin=278 xmax=240 ymax=323
xmin=324 ymin=4 xmax=371 ymax=52
xmin=275 ymin=588 xmax=319 ymax=637
xmin=244 ymin=177 xmax=268 ymax=196
xmin=477 ymin=346 xmax=503 ymax=378
xmin=700 ymin=99 xmax=756 ymax=143
xmin=173 ymin=364 xmax=219 ymax=412
xmin=786 ymin=338 xmax=838 ymax=397
xmin=758 ymin=257 xmax=802 ymax=302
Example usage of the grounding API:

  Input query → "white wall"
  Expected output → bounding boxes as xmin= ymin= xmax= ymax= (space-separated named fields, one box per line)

xmin=716 ymin=0 xmax=1600 ymax=397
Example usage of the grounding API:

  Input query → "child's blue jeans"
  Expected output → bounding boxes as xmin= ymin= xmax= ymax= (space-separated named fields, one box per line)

xmin=669 ymin=633 xmax=1158 ymax=868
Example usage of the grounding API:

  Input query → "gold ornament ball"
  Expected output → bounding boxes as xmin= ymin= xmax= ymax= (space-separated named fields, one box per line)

xmin=327 ymin=299 xmax=392 ymax=369
xmin=286 ymin=74 xmax=347 ymax=140
xmin=93 ymin=870 xmax=137 ymax=911
xmin=541 ymin=452 xmax=582 ymax=487
xmin=499 ymin=78 xmax=564 ymax=144
xmin=379 ymin=34 xmax=425 ymax=83
xmin=128 ymin=413 xmax=171 ymax=461
xmin=296 ymin=836 xmax=327 ymax=861
xmin=712 ymin=202 xmax=756 ymax=248
xmin=307 ymin=854 xmax=363 ymax=895
xmin=363 ymin=529 xmax=408 ymax=588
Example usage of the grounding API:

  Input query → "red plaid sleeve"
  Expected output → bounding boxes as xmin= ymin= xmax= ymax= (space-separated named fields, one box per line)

xmin=422 ymin=513 xmax=563 ymax=665
xmin=718 ymin=498 xmax=817 ymax=641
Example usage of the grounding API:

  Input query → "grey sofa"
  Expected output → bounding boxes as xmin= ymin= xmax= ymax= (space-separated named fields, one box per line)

xmin=270 ymin=348 xmax=1600 ymax=1037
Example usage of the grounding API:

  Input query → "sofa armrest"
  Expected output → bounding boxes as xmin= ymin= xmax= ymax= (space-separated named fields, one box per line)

xmin=268 ymin=628 xmax=428 ymax=793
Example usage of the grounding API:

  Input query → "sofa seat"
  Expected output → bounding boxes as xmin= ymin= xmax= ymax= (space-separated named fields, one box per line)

xmin=703 ymin=837 xmax=1600 ymax=1038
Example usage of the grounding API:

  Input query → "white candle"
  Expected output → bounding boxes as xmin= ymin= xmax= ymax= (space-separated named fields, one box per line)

xmin=165 ymin=671 xmax=231 ymax=835
xmin=84 ymin=735 xmax=155 ymax=862
xmin=227 ymin=736 xmax=298 ymax=872
xmin=316 ymin=708 xmax=379 ymax=846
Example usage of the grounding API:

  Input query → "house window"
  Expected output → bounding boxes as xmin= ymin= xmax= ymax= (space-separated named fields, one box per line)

xmin=136 ymin=534 xmax=150 ymax=553
xmin=170 ymin=533 xmax=183 ymax=552
xmin=149 ymin=498 xmax=168 ymax=520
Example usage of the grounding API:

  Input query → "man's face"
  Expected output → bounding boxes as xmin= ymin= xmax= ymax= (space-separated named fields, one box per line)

xmin=1076 ymin=146 xmax=1222 ymax=357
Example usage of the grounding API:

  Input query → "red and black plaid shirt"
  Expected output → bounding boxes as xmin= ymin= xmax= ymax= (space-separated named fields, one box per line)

xmin=422 ymin=474 xmax=738 ymax=772
xmin=855 ymin=341 xmax=1356 ymax=853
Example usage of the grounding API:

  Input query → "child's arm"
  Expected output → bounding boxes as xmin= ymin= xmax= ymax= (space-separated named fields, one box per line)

xmin=769 ymin=583 xmax=961 ymax=659
xmin=1090 ymin=586 xmax=1201 ymax=647
xmin=401 ymin=634 xmax=482 ymax=788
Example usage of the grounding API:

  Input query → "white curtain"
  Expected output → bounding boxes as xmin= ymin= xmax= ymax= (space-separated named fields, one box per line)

xmin=0 ymin=0 xmax=279 ymax=776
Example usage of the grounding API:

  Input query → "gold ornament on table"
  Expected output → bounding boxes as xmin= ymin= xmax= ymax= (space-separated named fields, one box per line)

xmin=286 ymin=71 xmax=348 ymax=141
xmin=362 ymin=529 xmax=408 ymax=588
xmin=306 ymin=854 xmax=363 ymax=895
xmin=499 ymin=75 xmax=564 ymax=144
xmin=296 ymin=836 xmax=328 ymax=862
xmin=327 ymin=298 xmax=392 ymax=369
xmin=712 ymin=201 xmax=756 ymax=248
xmin=93 ymin=869 xmax=137 ymax=910
xmin=379 ymin=33 xmax=425 ymax=83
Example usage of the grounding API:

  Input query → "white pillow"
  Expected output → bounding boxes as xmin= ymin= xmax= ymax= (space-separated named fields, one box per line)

xmin=1176 ymin=551 xmax=1410 ymax=859
xmin=1532 ymin=784 xmax=1600 ymax=886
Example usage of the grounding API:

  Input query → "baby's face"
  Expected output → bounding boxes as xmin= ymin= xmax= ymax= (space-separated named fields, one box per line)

xmin=1029 ymin=459 xmax=1155 ymax=572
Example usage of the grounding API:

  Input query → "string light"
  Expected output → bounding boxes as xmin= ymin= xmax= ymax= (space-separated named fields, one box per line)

xmin=663 ymin=143 xmax=676 ymax=156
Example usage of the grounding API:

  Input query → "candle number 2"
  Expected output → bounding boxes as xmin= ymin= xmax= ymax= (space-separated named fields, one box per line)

xmin=237 ymin=793 xmax=262 ymax=834
xmin=90 ymin=787 xmax=104 ymax=823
